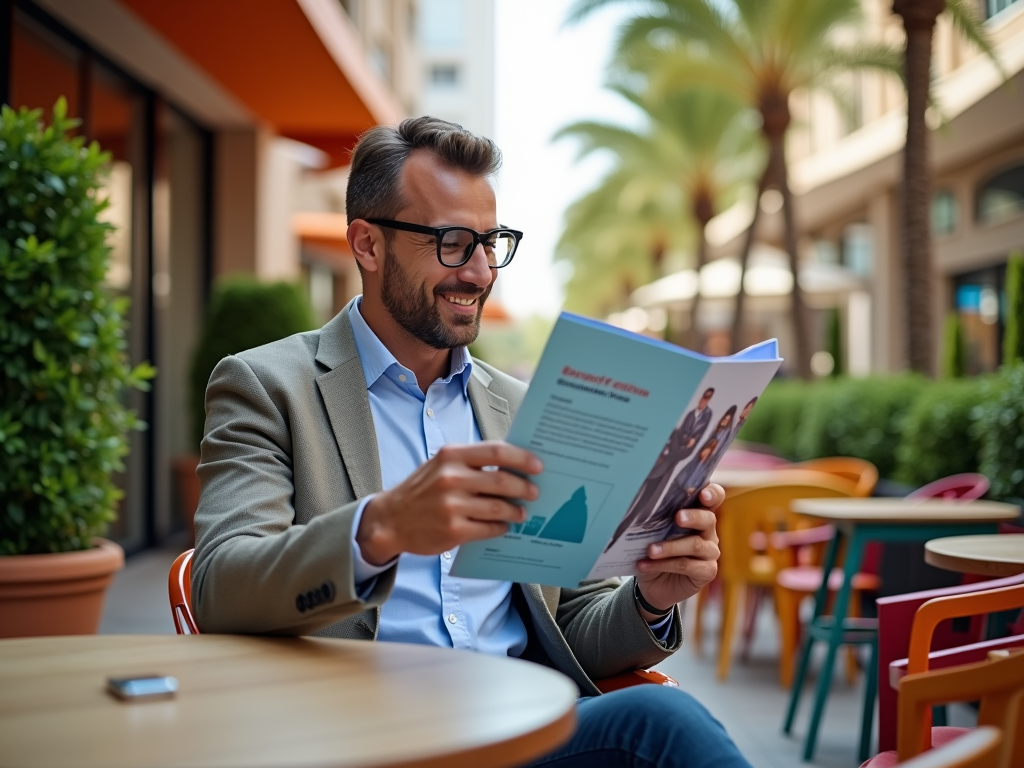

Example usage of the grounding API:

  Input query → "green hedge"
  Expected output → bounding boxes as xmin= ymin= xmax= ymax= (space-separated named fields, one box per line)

xmin=738 ymin=366 xmax=1023 ymax=501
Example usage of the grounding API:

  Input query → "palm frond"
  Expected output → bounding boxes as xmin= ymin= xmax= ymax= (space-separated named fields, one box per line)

xmin=945 ymin=0 xmax=1006 ymax=79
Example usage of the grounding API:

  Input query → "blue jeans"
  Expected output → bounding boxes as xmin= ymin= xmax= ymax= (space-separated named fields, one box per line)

xmin=527 ymin=685 xmax=752 ymax=768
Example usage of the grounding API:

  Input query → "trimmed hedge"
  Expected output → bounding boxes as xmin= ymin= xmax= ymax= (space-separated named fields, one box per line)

xmin=738 ymin=366 xmax=1023 ymax=501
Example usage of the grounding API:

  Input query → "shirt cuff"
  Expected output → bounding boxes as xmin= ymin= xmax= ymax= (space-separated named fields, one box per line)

xmin=646 ymin=611 xmax=675 ymax=644
xmin=351 ymin=495 xmax=398 ymax=596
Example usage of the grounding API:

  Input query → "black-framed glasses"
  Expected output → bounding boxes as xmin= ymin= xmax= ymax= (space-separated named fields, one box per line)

xmin=367 ymin=218 xmax=523 ymax=268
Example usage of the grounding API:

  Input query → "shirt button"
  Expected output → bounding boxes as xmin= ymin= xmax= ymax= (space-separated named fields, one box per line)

xmin=426 ymin=407 xmax=434 ymax=419
xmin=448 ymin=613 xmax=457 ymax=625
xmin=398 ymin=374 xmax=407 ymax=382
xmin=443 ymin=551 xmax=452 ymax=560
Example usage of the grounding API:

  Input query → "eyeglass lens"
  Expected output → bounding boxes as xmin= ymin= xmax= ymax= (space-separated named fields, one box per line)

xmin=439 ymin=229 xmax=516 ymax=267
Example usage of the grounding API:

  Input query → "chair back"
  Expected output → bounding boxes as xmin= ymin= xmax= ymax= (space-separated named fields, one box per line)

xmin=794 ymin=457 xmax=879 ymax=498
xmin=717 ymin=449 xmax=792 ymax=471
xmin=168 ymin=549 xmax=199 ymax=635
xmin=717 ymin=473 xmax=856 ymax=583
xmin=907 ymin=474 xmax=989 ymax=502
xmin=897 ymin=650 xmax=1024 ymax=766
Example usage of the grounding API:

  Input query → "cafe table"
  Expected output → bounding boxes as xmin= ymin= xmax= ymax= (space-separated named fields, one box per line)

xmin=0 ymin=634 xmax=578 ymax=768
xmin=780 ymin=498 xmax=1021 ymax=762
xmin=925 ymin=533 xmax=1024 ymax=578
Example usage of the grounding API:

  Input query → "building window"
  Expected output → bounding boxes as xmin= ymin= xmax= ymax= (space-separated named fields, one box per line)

xmin=430 ymin=63 xmax=460 ymax=86
xmin=986 ymin=0 xmax=1020 ymax=19
xmin=841 ymin=222 xmax=874 ymax=277
xmin=954 ymin=265 xmax=1007 ymax=374
xmin=931 ymin=189 xmax=958 ymax=237
xmin=976 ymin=163 xmax=1024 ymax=226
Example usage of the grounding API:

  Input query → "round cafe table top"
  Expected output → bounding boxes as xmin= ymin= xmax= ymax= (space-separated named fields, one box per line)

xmin=0 ymin=634 xmax=577 ymax=768
xmin=925 ymin=534 xmax=1024 ymax=578
xmin=789 ymin=497 xmax=1021 ymax=524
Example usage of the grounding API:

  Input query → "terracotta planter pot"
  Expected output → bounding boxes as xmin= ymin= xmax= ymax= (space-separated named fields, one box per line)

xmin=173 ymin=454 xmax=201 ymax=545
xmin=0 ymin=538 xmax=124 ymax=638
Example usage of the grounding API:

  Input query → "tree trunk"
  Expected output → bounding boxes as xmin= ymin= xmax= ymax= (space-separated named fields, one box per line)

xmin=775 ymin=135 xmax=813 ymax=380
xmin=894 ymin=0 xmax=943 ymax=375
xmin=729 ymin=163 xmax=769 ymax=354
xmin=688 ymin=194 xmax=714 ymax=352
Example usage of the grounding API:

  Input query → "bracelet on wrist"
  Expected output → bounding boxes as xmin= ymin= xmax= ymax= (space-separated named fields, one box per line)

xmin=633 ymin=579 xmax=673 ymax=617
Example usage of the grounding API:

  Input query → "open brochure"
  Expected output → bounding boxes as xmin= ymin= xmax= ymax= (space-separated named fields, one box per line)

xmin=450 ymin=312 xmax=783 ymax=588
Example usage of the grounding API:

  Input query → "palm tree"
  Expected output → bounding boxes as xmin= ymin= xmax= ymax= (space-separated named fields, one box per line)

xmin=568 ymin=0 xmax=901 ymax=377
xmin=556 ymin=168 xmax=692 ymax=319
xmin=556 ymin=86 xmax=760 ymax=349
xmin=892 ymin=0 xmax=998 ymax=374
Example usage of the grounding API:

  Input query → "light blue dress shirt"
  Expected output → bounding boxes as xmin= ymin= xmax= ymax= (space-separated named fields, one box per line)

xmin=347 ymin=299 xmax=672 ymax=657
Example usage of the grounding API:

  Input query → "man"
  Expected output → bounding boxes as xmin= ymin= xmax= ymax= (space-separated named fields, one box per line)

xmin=193 ymin=117 xmax=750 ymax=768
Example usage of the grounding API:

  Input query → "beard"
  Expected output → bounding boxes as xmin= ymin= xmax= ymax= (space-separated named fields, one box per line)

xmin=380 ymin=242 xmax=492 ymax=350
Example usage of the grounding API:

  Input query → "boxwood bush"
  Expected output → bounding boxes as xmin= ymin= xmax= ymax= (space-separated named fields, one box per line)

xmin=0 ymin=100 xmax=154 ymax=555
xmin=894 ymin=376 xmax=987 ymax=487
xmin=972 ymin=363 xmax=1024 ymax=502
xmin=189 ymin=277 xmax=315 ymax=449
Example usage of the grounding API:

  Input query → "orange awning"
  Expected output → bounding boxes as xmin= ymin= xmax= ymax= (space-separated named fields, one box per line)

xmin=117 ymin=0 xmax=403 ymax=167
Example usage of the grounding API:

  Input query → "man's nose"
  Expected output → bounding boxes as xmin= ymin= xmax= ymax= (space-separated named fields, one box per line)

xmin=456 ymin=242 xmax=495 ymax=288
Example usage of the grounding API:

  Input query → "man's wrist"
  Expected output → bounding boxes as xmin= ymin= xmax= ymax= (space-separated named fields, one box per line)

xmin=633 ymin=578 xmax=674 ymax=619
xmin=356 ymin=496 xmax=399 ymax=566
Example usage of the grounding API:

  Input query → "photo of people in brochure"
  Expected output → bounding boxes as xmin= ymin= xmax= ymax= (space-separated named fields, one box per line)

xmin=598 ymin=369 xmax=762 ymax=566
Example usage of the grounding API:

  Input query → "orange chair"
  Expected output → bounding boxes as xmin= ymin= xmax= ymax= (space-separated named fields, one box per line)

xmin=704 ymin=472 xmax=857 ymax=681
xmin=794 ymin=457 xmax=879 ymax=498
xmin=168 ymin=549 xmax=678 ymax=693
xmin=860 ymin=646 xmax=1024 ymax=767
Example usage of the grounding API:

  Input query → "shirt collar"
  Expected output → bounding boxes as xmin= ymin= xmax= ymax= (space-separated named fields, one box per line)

xmin=348 ymin=297 xmax=473 ymax=393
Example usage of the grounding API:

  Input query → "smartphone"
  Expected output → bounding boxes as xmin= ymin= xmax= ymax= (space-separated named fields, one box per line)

xmin=107 ymin=675 xmax=178 ymax=701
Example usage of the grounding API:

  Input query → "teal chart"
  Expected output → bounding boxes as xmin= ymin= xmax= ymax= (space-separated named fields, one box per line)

xmin=512 ymin=471 xmax=614 ymax=543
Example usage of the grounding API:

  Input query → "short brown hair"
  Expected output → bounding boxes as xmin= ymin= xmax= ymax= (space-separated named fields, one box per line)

xmin=346 ymin=116 xmax=502 ymax=224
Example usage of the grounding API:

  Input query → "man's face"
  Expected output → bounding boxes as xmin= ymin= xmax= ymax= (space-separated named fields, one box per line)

xmin=698 ymin=390 xmax=713 ymax=409
xmin=377 ymin=151 xmax=498 ymax=350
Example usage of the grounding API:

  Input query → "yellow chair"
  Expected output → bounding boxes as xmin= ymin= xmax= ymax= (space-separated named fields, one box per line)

xmin=706 ymin=472 xmax=857 ymax=681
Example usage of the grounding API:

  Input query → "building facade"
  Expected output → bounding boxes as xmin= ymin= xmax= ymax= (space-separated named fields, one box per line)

xmin=1 ymin=0 xmax=415 ymax=552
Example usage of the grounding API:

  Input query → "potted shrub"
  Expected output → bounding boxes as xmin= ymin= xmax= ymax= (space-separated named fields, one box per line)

xmin=176 ymin=277 xmax=314 ymax=542
xmin=0 ymin=100 xmax=154 ymax=637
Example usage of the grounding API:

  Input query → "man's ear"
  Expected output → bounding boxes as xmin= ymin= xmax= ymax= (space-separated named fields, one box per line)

xmin=348 ymin=219 xmax=382 ymax=273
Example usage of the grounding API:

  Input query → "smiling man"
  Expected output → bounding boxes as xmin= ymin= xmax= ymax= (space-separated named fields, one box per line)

xmin=192 ymin=117 xmax=751 ymax=768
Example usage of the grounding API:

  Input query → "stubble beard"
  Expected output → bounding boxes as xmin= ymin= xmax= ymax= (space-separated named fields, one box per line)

xmin=380 ymin=242 xmax=491 ymax=350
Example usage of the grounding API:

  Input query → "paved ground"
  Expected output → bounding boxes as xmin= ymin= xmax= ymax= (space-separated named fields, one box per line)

xmin=100 ymin=546 xmax=974 ymax=767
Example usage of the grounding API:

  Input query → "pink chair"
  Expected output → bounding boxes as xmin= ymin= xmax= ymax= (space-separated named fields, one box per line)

xmin=906 ymin=474 xmax=989 ymax=503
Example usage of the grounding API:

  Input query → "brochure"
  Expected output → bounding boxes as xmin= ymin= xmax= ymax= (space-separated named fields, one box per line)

xmin=450 ymin=312 xmax=783 ymax=587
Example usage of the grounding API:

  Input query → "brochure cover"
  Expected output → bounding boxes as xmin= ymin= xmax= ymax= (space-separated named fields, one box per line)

xmin=450 ymin=312 xmax=784 ymax=587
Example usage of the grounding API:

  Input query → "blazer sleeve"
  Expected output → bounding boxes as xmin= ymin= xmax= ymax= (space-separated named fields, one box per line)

xmin=191 ymin=355 xmax=396 ymax=635
xmin=556 ymin=578 xmax=682 ymax=680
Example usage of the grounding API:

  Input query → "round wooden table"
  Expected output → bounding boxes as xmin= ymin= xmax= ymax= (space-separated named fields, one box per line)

xmin=0 ymin=634 xmax=578 ymax=768
xmin=925 ymin=533 xmax=1024 ymax=578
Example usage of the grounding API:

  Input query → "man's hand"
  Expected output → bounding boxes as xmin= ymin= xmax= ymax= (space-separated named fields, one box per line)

xmin=357 ymin=442 xmax=543 ymax=566
xmin=634 ymin=483 xmax=724 ymax=619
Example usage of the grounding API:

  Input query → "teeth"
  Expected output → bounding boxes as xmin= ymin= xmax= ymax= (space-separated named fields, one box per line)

xmin=443 ymin=295 xmax=476 ymax=306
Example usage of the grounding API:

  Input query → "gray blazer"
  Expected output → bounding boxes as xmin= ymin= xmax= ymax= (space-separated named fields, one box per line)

xmin=192 ymin=301 xmax=681 ymax=695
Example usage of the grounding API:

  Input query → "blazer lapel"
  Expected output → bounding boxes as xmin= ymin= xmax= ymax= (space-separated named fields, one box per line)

xmin=315 ymin=304 xmax=383 ymax=499
xmin=467 ymin=366 xmax=511 ymax=441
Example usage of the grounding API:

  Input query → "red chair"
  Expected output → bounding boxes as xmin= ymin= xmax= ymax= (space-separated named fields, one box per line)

xmin=167 ymin=549 xmax=678 ymax=693
xmin=875 ymin=571 xmax=1024 ymax=753
xmin=906 ymin=474 xmax=989 ymax=503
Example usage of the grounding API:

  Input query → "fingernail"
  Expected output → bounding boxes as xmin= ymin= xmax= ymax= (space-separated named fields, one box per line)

xmin=678 ymin=510 xmax=691 ymax=524
xmin=650 ymin=544 xmax=662 ymax=556
xmin=700 ymin=489 xmax=712 ymax=504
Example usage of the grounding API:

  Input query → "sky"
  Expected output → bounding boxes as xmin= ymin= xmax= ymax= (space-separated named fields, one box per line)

xmin=492 ymin=0 xmax=641 ymax=319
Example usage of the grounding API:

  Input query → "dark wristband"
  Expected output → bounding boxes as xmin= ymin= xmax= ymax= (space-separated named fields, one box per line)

xmin=633 ymin=579 xmax=673 ymax=617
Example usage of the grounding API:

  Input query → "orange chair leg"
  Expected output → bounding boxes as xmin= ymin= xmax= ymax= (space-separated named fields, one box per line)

xmin=717 ymin=581 xmax=742 ymax=681
xmin=775 ymin=583 xmax=801 ymax=688
xmin=845 ymin=589 xmax=863 ymax=685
